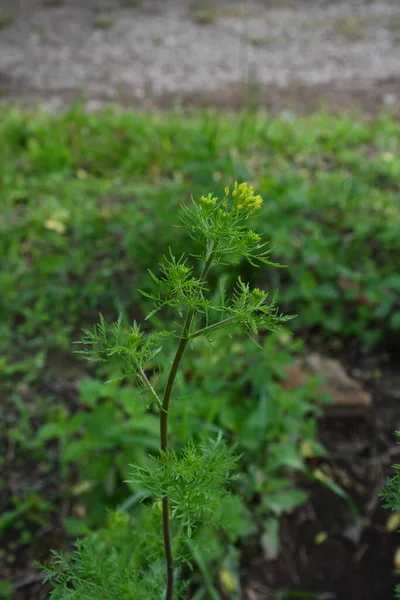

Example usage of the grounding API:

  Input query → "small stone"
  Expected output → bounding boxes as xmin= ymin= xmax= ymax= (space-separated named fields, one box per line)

xmin=281 ymin=353 xmax=372 ymax=409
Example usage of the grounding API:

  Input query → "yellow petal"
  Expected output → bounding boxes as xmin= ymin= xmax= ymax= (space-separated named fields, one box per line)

xmin=381 ymin=152 xmax=394 ymax=163
xmin=219 ymin=569 xmax=237 ymax=593
xmin=76 ymin=168 xmax=88 ymax=179
xmin=386 ymin=512 xmax=400 ymax=533
xmin=314 ymin=531 xmax=328 ymax=545
xmin=72 ymin=504 xmax=87 ymax=519
xmin=72 ymin=480 xmax=94 ymax=496
xmin=394 ymin=547 xmax=400 ymax=569
xmin=300 ymin=440 xmax=314 ymax=458
xmin=313 ymin=468 xmax=328 ymax=483
xmin=44 ymin=219 xmax=66 ymax=234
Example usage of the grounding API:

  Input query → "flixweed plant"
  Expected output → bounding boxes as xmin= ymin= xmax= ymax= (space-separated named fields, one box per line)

xmin=381 ymin=435 xmax=400 ymax=599
xmin=43 ymin=182 xmax=292 ymax=600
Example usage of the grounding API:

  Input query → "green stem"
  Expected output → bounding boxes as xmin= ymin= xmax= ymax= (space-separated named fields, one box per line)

xmin=192 ymin=317 xmax=235 ymax=339
xmin=160 ymin=246 xmax=215 ymax=600
xmin=135 ymin=361 xmax=162 ymax=407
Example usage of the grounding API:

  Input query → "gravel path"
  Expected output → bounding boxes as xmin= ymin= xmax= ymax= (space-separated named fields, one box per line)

xmin=0 ymin=0 xmax=399 ymax=112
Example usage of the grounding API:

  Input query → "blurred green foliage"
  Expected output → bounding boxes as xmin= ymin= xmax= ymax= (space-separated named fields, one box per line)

xmin=1 ymin=105 xmax=399 ymax=596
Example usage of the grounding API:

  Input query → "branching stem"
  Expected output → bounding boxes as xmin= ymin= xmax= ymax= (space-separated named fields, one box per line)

xmin=135 ymin=361 xmax=162 ymax=407
xmin=160 ymin=245 xmax=215 ymax=600
xmin=192 ymin=317 xmax=235 ymax=339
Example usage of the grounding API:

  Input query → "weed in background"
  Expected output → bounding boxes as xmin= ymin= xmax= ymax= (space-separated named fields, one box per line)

xmin=381 ymin=437 xmax=400 ymax=598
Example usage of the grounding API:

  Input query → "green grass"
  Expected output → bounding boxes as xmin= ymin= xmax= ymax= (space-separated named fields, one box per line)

xmin=0 ymin=11 xmax=13 ymax=28
xmin=333 ymin=15 xmax=368 ymax=40
xmin=1 ymin=104 xmax=400 ymax=594
xmin=1 ymin=105 xmax=399 ymax=358
xmin=188 ymin=3 xmax=244 ymax=25
xmin=246 ymin=34 xmax=278 ymax=47
xmin=92 ymin=14 xmax=116 ymax=29
xmin=388 ymin=16 xmax=400 ymax=33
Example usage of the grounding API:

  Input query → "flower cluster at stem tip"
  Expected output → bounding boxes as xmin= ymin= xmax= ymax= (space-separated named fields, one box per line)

xmin=199 ymin=181 xmax=263 ymax=219
xmin=229 ymin=181 xmax=263 ymax=216
xmin=250 ymin=287 xmax=265 ymax=303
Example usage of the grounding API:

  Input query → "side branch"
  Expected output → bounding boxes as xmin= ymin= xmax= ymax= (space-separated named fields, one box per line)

xmin=191 ymin=317 xmax=235 ymax=339
xmin=135 ymin=361 xmax=162 ymax=407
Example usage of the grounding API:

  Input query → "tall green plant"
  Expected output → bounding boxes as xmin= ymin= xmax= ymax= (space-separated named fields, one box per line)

xmin=44 ymin=182 xmax=291 ymax=600
xmin=381 ymin=434 xmax=400 ymax=599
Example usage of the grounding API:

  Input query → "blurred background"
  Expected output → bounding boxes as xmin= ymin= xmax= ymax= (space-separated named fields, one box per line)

xmin=0 ymin=0 xmax=399 ymax=112
xmin=1 ymin=1 xmax=400 ymax=599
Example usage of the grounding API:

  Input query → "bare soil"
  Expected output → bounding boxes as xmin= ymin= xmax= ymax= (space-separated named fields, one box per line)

xmin=242 ymin=351 xmax=400 ymax=600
